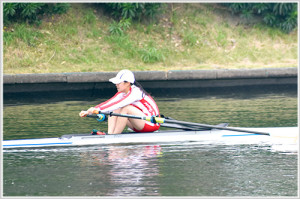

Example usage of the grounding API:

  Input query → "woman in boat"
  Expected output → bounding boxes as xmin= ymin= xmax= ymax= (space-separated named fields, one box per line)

xmin=79 ymin=69 xmax=160 ymax=134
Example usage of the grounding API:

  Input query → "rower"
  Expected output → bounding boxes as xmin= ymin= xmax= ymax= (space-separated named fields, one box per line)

xmin=79 ymin=69 xmax=160 ymax=134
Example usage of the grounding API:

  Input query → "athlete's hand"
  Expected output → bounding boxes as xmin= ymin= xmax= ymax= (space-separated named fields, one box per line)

xmin=79 ymin=110 xmax=88 ymax=117
xmin=87 ymin=107 xmax=99 ymax=114
xmin=79 ymin=107 xmax=99 ymax=117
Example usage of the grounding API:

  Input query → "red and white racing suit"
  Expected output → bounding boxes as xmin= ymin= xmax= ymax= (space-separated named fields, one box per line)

xmin=94 ymin=85 xmax=160 ymax=132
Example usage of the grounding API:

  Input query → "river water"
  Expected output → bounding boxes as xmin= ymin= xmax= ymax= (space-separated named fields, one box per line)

xmin=2 ymin=89 xmax=298 ymax=197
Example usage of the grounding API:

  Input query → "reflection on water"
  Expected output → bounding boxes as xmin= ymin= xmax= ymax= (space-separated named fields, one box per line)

xmin=80 ymin=145 xmax=162 ymax=196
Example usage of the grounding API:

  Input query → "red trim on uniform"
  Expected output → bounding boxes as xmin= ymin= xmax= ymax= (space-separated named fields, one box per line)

xmin=140 ymin=98 xmax=157 ymax=116
xmin=95 ymin=92 xmax=121 ymax=109
xmin=131 ymin=104 xmax=146 ymax=114
xmin=100 ymin=88 xmax=132 ymax=110
xmin=148 ymin=95 xmax=160 ymax=116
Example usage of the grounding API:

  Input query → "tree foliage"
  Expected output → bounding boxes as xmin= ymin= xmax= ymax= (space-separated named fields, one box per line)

xmin=223 ymin=3 xmax=297 ymax=33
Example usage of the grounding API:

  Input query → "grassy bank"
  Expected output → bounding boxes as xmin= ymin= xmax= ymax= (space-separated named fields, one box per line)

xmin=3 ymin=3 xmax=298 ymax=74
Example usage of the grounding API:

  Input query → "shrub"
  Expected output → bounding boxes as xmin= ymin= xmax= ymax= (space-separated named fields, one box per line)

xmin=98 ymin=3 xmax=163 ymax=36
xmin=109 ymin=21 xmax=124 ymax=36
xmin=104 ymin=3 xmax=162 ymax=21
xmin=222 ymin=3 xmax=297 ymax=33
xmin=3 ymin=3 xmax=70 ymax=25
xmin=4 ymin=3 xmax=44 ymax=24
xmin=109 ymin=18 xmax=131 ymax=36
xmin=140 ymin=45 xmax=165 ymax=63
xmin=45 ymin=3 xmax=70 ymax=14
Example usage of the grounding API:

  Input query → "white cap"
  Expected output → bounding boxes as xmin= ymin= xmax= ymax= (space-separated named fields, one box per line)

xmin=109 ymin=69 xmax=135 ymax=84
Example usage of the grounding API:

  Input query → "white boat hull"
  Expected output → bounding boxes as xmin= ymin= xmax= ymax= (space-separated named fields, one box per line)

xmin=2 ymin=127 xmax=298 ymax=149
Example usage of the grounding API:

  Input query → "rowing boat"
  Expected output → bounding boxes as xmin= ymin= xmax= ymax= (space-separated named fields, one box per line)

xmin=3 ymin=127 xmax=298 ymax=149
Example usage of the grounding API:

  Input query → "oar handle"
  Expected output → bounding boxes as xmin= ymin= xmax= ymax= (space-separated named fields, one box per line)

xmin=97 ymin=111 xmax=166 ymax=124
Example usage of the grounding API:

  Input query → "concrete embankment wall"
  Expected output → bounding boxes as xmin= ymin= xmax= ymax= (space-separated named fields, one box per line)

xmin=3 ymin=68 xmax=298 ymax=99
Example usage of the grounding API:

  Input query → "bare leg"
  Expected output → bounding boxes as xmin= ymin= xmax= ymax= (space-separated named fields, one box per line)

xmin=107 ymin=109 xmax=120 ymax=134
xmin=107 ymin=105 xmax=146 ymax=134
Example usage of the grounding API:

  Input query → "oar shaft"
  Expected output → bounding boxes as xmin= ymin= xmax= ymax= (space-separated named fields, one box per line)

xmin=163 ymin=119 xmax=270 ymax=135
xmin=89 ymin=111 xmax=270 ymax=136
xmin=86 ymin=113 xmax=142 ymax=120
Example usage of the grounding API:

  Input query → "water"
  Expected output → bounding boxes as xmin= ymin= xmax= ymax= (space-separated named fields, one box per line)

xmin=3 ymin=144 xmax=298 ymax=196
xmin=2 ymin=91 xmax=298 ymax=196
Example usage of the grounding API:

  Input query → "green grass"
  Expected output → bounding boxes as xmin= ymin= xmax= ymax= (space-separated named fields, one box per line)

xmin=3 ymin=3 xmax=298 ymax=74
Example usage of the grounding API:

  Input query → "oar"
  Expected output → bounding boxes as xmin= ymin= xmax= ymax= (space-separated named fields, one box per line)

xmin=86 ymin=113 xmax=207 ymax=130
xmin=87 ymin=111 xmax=270 ymax=136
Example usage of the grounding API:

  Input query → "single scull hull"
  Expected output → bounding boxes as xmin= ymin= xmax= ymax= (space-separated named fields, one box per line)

xmin=3 ymin=127 xmax=298 ymax=149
